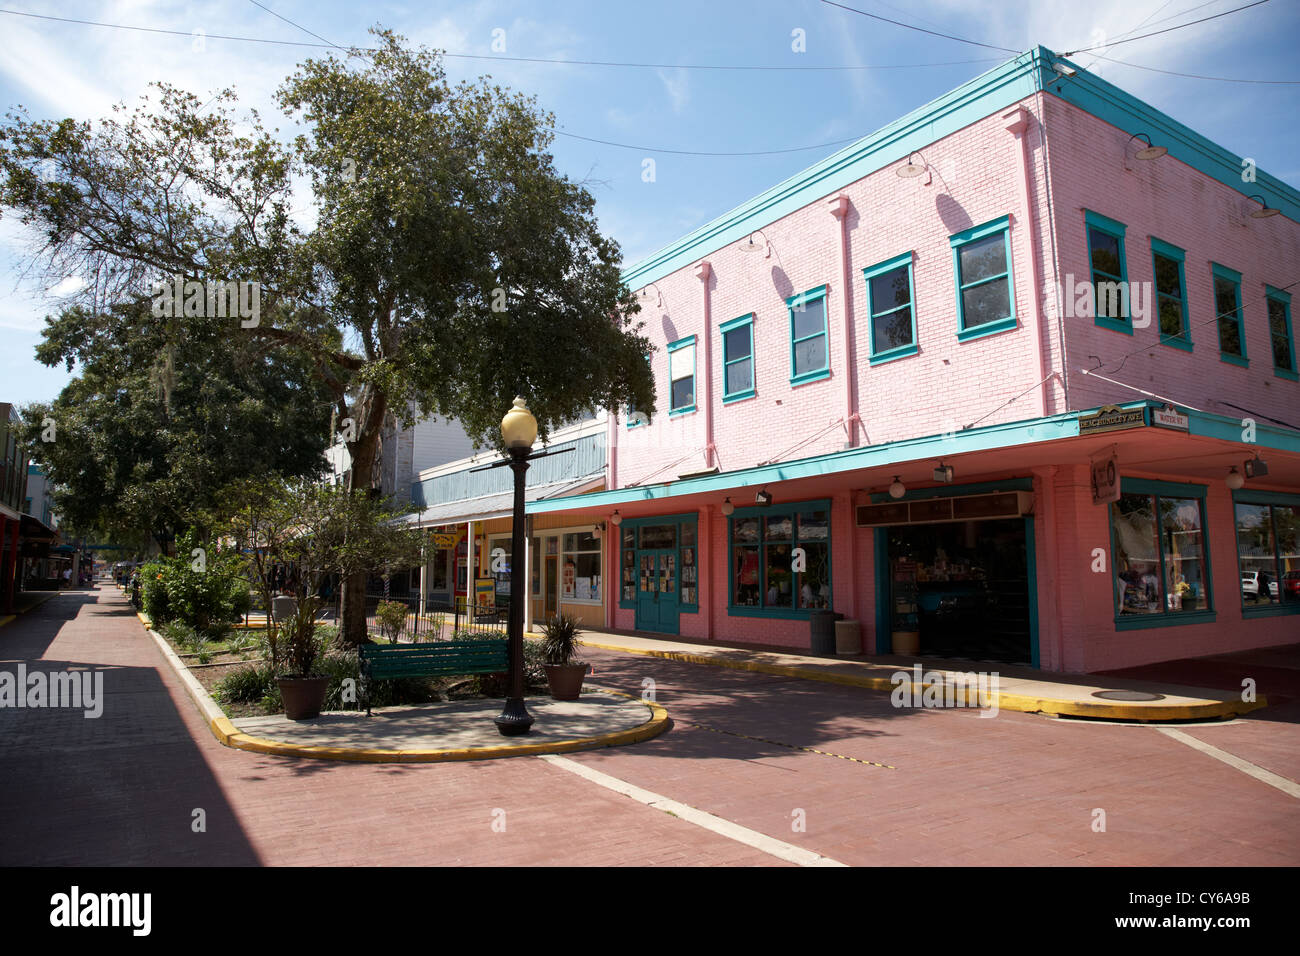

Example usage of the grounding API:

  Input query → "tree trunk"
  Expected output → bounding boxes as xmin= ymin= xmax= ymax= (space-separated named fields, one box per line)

xmin=339 ymin=388 xmax=388 ymax=646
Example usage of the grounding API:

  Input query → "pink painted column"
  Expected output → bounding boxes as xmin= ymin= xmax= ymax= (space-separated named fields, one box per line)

xmin=1003 ymin=105 xmax=1050 ymax=417
xmin=828 ymin=194 xmax=860 ymax=446
xmin=695 ymin=260 xmax=716 ymax=468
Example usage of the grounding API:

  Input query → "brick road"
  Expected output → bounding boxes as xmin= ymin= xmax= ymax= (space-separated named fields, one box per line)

xmin=2 ymin=587 xmax=1297 ymax=866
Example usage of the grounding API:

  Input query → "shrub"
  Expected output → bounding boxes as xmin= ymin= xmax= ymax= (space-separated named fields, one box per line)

xmin=144 ymin=530 xmax=251 ymax=638
xmin=160 ymin=620 xmax=198 ymax=649
xmin=213 ymin=661 xmax=279 ymax=704
xmin=375 ymin=600 xmax=409 ymax=643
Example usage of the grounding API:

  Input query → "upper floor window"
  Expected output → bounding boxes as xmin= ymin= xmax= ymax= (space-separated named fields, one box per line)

xmin=1211 ymin=263 xmax=1247 ymax=367
xmin=950 ymin=215 xmax=1015 ymax=340
xmin=1085 ymin=210 xmax=1130 ymax=334
xmin=720 ymin=313 xmax=755 ymax=403
xmin=787 ymin=285 xmax=830 ymax=385
xmin=864 ymin=252 xmax=918 ymax=364
xmin=667 ymin=336 xmax=696 ymax=415
xmin=1266 ymin=286 xmax=1297 ymax=381
xmin=1151 ymin=237 xmax=1190 ymax=351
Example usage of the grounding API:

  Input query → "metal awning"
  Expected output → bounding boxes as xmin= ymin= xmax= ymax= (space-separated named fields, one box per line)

xmin=396 ymin=475 xmax=604 ymax=527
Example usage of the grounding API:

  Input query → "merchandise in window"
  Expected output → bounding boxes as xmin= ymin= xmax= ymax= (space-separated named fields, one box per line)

xmin=730 ymin=503 xmax=831 ymax=613
xmin=1110 ymin=487 xmax=1211 ymax=622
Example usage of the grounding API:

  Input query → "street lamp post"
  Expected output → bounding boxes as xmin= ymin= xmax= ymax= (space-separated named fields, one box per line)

xmin=474 ymin=397 xmax=574 ymax=738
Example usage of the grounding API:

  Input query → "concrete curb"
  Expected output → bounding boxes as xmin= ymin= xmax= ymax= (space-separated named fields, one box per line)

xmin=575 ymin=639 xmax=1265 ymax=723
xmin=142 ymin=612 xmax=670 ymax=762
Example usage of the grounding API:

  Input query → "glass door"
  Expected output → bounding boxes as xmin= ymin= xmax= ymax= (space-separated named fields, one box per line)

xmin=635 ymin=550 xmax=679 ymax=634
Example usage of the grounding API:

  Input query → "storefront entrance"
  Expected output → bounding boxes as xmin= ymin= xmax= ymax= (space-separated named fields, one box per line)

xmin=636 ymin=549 xmax=679 ymax=634
xmin=884 ymin=517 xmax=1033 ymax=664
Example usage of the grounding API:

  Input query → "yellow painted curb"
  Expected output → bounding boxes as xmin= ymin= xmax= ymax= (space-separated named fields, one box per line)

xmin=0 ymin=591 xmax=62 ymax=627
xmin=215 ymin=686 xmax=669 ymax=763
xmin=577 ymin=640 xmax=1265 ymax=723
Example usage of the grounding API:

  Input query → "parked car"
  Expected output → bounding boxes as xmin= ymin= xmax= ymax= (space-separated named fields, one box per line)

xmin=1284 ymin=570 xmax=1300 ymax=602
xmin=1241 ymin=571 xmax=1279 ymax=600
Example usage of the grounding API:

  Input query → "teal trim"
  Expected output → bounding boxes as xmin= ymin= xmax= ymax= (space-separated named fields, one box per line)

xmin=1109 ymin=477 xmax=1215 ymax=629
xmin=1210 ymin=263 xmax=1247 ymax=365
xmin=951 ymin=216 xmax=1016 ymax=338
xmin=1265 ymin=285 xmax=1297 ymax=376
xmin=1242 ymin=603 xmax=1300 ymax=619
xmin=788 ymin=285 xmax=831 ymax=385
xmin=1231 ymin=492 xmax=1300 ymax=619
xmin=1233 ymin=489 xmax=1300 ymax=507
xmin=726 ymin=498 xmax=833 ymax=619
xmin=864 ymin=251 xmax=918 ymax=363
xmin=870 ymin=476 xmax=1033 ymax=504
xmin=618 ymin=512 xmax=700 ymax=614
xmin=874 ymin=529 xmax=890 ymax=654
xmin=620 ymin=50 xmax=1048 ymax=292
xmin=1084 ymin=209 xmax=1128 ymax=237
xmin=528 ymin=402 xmax=1125 ymax=513
xmin=667 ymin=335 xmax=696 ymax=416
xmin=1085 ymin=209 xmax=1131 ymax=334
xmin=720 ymin=312 xmax=756 ymax=403
xmin=1150 ymin=236 xmax=1191 ymax=349
xmin=1186 ymin=407 xmax=1300 ymax=454
xmin=1025 ymin=515 xmax=1039 ymax=668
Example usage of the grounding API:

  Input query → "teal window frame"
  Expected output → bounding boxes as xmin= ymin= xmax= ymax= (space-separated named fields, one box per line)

xmin=863 ymin=251 xmax=919 ymax=364
xmin=1107 ymin=477 xmax=1215 ymax=630
xmin=787 ymin=285 xmax=831 ymax=386
xmin=727 ymin=499 xmax=832 ymax=619
xmin=617 ymin=512 xmax=700 ymax=612
xmin=667 ymin=335 xmax=696 ymax=416
xmin=1150 ymin=237 xmax=1191 ymax=352
xmin=950 ymin=215 xmax=1016 ymax=341
xmin=720 ymin=313 xmax=756 ymax=403
xmin=1266 ymin=285 xmax=1298 ymax=381
xmin=1232 ymin=489 xmax=1300 ymax=618
xmin=1085 ymin=210 xmax=1131 ymax=334
xmin=1211 ymin=262 xmax=1248 ymax=368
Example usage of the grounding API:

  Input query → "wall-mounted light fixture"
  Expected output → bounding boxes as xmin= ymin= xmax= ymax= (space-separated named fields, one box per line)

xmin=755 ymin=488 xmax=773 ymax=506
xmin=737 ymin=230 xmax=772 ymax=258
xmin=721 ymin=497 xmax=735 ymax=516
xmin=610 ymin=510 xmax=622 ymax=526
xmin=1128 ymin=132 xmax=1167 ymax=161
xmin=1226 ymin=466 xmax=1245 ymax=490
xmin=592 ymin=522 xmax=605 ymax=540
xmin=1247 ymin=194 xmax=1281 ymax=219
xmin=637 ymin=283 xmax=664 ymax=309
xmin=933 ymin=462 xmax=954 ymax=483
xmin=896 ymin=151 xmax=929 ymax=179
xmin=889 ymin=476 xmax=906 ymax=499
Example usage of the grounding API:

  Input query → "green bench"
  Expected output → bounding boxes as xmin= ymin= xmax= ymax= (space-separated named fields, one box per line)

xmin=358 ymin=640 xmax=509 ymax=715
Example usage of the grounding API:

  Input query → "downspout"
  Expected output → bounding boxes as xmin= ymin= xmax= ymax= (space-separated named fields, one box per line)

xmin=828 ymin=194 xmax=860 ymax=445
xmin=695 ymin=260 xmax=717 ymax=468
xmin=1003 ymin=105 xmax=1050 ymax=417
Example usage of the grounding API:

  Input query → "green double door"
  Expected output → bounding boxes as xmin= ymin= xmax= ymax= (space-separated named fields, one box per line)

xmin=635 ymin=549 xmax=679 ymax=635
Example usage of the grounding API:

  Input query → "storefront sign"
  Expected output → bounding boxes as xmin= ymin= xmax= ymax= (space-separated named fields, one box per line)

xmin=429 ymin=531 xmax=461 ymax=549
xmin=1091 ymin=454 xmax=1120 ymax=506
xmin=1151 ymin=407 xmax=1189 ymax=431
xmin=474 ymin=577 xmax=495 ymax=613
xmin=1078 ymin=405 xmax=1146 ymax=436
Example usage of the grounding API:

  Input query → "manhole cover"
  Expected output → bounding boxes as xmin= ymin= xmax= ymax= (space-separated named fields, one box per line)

xmin=1092 ymin=690 xmax=1166 ymax=701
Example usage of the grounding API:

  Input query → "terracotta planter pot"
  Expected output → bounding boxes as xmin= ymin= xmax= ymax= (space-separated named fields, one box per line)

xmin=277 ymin=675 xmax=330 ymax=720
xmin=544 ymin=662 xmax=590 ymax=701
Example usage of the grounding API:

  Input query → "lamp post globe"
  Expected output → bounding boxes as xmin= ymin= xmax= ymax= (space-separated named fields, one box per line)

xmin=501 ymin=396 xmax=537 ymax=450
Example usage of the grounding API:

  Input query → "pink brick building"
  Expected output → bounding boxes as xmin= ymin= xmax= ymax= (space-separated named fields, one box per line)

xmin=529 ymin=46 xmax=1300 ymax=673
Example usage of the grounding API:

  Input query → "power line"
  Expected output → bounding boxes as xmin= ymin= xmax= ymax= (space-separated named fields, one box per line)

xmin=550 ymin=127 xmax=865 ymax=157
xmin=245 ymin=0 xmax=343 ymax=52
xmin=1062 ymin=0 xmax=1273 ymax=54
xmin=1086 ymin=52 xmax=1300 ymax=84
xmin=0 ymin=8 xmax=1000 ymax=72
xmin=819 ymin=0 xmax=1020 ymax=54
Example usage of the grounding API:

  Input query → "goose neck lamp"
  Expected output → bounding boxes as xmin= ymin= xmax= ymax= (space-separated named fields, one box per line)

xmin=476 ymin=396 xmax=575 ymax=737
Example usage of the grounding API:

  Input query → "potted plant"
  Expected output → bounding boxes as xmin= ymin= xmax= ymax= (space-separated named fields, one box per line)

xmin=277 ymin=595 xmax=330 ymax=719
xmin=541 ymin=614 xmax=589 ymax=701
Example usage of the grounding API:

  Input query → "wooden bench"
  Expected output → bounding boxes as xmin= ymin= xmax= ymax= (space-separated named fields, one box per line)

xmin=358 ymin=640 xmax=509 ymax=715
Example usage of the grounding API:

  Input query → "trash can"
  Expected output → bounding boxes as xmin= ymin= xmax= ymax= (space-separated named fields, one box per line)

xmin=834 ymin=618 xmax=862 ymax=656
xmin=810 ymin=610 xmax=843 ymax=654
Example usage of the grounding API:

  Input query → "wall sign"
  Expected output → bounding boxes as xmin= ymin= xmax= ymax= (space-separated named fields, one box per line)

xmin=1090 ymin=453 xmax=1120 ymax=506
xmin=1151 ymin=407 xmax=1189 ymax=431
xmin=1078 ymin=404 xmax=1146 ymax=436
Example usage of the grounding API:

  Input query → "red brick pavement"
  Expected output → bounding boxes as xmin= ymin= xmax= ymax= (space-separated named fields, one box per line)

xmin=3 ymin=588 xmax=1296 ymax=866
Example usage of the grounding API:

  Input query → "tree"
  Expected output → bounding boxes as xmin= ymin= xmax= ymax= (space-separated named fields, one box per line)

xmin=1 ymin=28 xmax=656 ymax=643
xmin=19 ymin=301 xmax=332 ymax=551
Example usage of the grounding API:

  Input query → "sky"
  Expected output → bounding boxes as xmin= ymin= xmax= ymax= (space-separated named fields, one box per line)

xmin=1 ymin=0 xmax=1297 ymax=408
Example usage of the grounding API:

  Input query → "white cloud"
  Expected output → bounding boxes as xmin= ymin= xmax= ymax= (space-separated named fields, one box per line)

xmin=656 ymin=68 xmax=690 ymax=114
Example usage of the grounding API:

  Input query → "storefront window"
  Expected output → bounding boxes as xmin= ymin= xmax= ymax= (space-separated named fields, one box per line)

xmin=561 ymin=531 xmax=601 ymax=603
xmin=1235 ymin=498 xmax=1300 ymax=611
xmin=1110 ymin=483 xmax=1212 ymax=624
xmin=730 ymin=502 xmax=831 ymax=614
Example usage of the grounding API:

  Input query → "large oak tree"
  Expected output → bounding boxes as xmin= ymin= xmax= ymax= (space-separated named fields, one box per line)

xmin=1 ymin=29 xmax=656 ymax=643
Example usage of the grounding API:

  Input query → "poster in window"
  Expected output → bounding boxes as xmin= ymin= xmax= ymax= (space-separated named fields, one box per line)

xmin=563 ymin=560 xmax=576 ymax=598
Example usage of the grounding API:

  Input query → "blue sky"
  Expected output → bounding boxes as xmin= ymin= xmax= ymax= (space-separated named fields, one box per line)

xmin=2 ymin=0 xmax=1297 ymax=407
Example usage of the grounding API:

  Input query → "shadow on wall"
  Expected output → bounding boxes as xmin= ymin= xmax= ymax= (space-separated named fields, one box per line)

xmin=770 ymin=265 xmax=794 ymax=301
xmin=936 ymin=193 xmax=972 ymax=236
xmin=660 ymin=312 xmax=677 ymax=344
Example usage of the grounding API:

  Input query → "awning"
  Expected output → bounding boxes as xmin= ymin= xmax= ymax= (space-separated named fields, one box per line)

xmin=397 ymin=475 xmax=604 ymax=527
